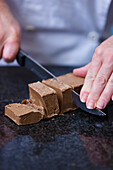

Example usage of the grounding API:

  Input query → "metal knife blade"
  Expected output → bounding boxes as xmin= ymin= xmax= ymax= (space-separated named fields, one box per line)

xmin=16 ymin=49 xmax=106 ymax=116
xmin=72 ymin=90 xmax=106 ymax=116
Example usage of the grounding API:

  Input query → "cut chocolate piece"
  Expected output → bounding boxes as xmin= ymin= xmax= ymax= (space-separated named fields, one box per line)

xmin=42 ymin=79 xmax=77 ymax=114
xmin=29 ymin=81 xmax=59 ymax=118
xmin=58 ymin=73 xmax=84 ymax=93
xmin=5 ymin=103 xmax=44 ymax=125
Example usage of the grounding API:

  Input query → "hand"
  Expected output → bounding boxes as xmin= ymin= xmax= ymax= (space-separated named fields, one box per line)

xmin=0 ymin=1 xmax=21 ymax=62
xmin=73 ymin=35 xmax=113 ymax=109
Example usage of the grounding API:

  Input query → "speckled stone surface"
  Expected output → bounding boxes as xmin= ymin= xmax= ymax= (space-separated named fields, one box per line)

xmin=0 ymin=66 xmax=113 ymax=170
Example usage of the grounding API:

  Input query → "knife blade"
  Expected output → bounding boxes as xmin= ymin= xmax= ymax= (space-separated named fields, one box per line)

xmin=16 ymin=49 xmax=106 ymax=116
xmin=72 ymin=90 xmax=106 ymax=116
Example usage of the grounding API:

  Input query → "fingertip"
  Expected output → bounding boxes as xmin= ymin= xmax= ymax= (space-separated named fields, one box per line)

xmin=80 ymin=91 xmax=89 ymax=103
xmin=74 ymin=63 xmax=91 ymax=77
xmin=3 ymin=42 xmax=19 ymax=63
xmin=73 ymin=68 xmax=82 ymax=76
xmin=73 ymin=69 xmax=78 ymax=75
xmin=73 ymin=68 xmax=87 ymax=77
xmin=96 ymin=100 xmax=107 ymax=110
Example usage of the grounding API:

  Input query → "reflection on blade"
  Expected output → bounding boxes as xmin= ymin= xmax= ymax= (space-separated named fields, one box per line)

xmin=72 ymin=90 xmax=106 ymax=116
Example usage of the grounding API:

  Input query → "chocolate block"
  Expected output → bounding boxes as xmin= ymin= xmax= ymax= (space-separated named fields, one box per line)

xmin=5 ymin=103 xmax=44 ymax=125
xmin=42 ymin=79 xmax=77 ymax=114
xmin=58 ymin=73 xmax=84 ymax=93
xmin=29 ymin=81 xmax=59 ymax=118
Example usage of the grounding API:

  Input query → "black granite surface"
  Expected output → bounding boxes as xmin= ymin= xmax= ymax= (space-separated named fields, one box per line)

xmin=0 ymin=66 xmax=113 ymax=170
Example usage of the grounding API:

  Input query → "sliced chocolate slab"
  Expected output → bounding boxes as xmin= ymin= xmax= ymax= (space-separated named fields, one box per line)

xmin=5 ymin=103 xmax=44 ymax=125
xmin=42 ymin=79 xmax=77 ymax=114
xmin=29 ymin=81 xmax=59 ymax=118
xmin=58 ymin=73 xmax=84 ymax=93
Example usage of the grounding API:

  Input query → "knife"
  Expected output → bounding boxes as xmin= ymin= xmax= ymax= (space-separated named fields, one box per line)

xmin=72 ymin=90 xmax=106 ymax=116
xmin=16 ymin=49 xmax=106 ymax=116
xmin=16 ymin=49 xmax=58 ymax=81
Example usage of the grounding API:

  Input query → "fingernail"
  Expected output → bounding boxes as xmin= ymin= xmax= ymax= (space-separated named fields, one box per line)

xmin=86 ymin=99 xmax=95 ymax=109
xmin=97 ymin=101 xmax=106 ymax=109
xmin=80 ymin=92 xmax=89 ymax=103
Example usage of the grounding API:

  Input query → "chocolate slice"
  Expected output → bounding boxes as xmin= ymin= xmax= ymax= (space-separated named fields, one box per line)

xmin=57 ymin=73 xmax=84 ymax=93
xmin=29 ymin=81 xmax=59 ymax=118
xmin=42 ymin=79 xmax=77 ymax=114
xmin=5 ymin=103 xmax=44 ymax=125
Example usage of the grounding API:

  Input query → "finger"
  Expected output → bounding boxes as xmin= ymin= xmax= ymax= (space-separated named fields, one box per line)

xmin=2 ymin=41 xmax=19 ymax=63
xmin=73 ymin=63 xmax=90 ymax=77
xmin=80 ymin=55 xmax=102 ymax=103
xmin=96 ymin=72 xmax=113 ymax=109
xmin=86 ymin=64 xmax=112 ymax=109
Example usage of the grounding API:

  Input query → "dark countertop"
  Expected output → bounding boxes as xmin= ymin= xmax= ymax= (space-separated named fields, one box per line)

xmin=0 ymin=66 xmax=113 ymax=170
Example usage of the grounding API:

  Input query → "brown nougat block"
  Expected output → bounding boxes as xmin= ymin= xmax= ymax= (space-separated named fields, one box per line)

xmin=57 ymin=73 xmax=84 ymax=93
xmin=29 ymin=81 xmax=59 ymax=118
xmin=42 ymin=79 xmax=77 ymax=114
xmin=5 ymin=103 xmax=44 ymax=125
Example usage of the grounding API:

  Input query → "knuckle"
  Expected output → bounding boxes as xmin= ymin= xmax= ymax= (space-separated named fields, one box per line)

xmin=90 ymin=92 xmax=99 ymax=100
xmin=10 ymin=25 xmax=21 ymax=38
xmin=95 ymin=47 xmax=103 ymax=57
xmin=0 ymin=24 xmax=20 ymax=47
xmin=86 ymin=72 xmax=95 ymax=81
xmin=91 ymin=58 xmax=101 ymax=67
xmin=96 ymin=75 xmax=107 ymax=86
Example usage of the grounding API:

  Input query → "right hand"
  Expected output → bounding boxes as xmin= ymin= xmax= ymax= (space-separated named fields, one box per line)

xmin=0 ymin=1 xmax=21 ymax=62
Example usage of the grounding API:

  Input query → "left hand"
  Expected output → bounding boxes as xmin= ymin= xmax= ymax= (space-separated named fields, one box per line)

xmin=73 ymin=35 xmax=113 ymax=109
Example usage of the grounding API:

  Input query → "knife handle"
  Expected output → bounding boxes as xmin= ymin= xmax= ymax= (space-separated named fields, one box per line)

xmin=16 ymin=49 xmax=26 ymax=66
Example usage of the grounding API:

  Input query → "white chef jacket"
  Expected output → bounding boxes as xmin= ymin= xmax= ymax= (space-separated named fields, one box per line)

xmin=1 ymin=0 xmax=112 ymax=66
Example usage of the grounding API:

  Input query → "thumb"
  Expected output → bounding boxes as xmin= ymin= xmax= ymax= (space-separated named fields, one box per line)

xmin=73 ymin=63 xmax=90 ymax=77
xmin=3 ymin=41 xmax=20 ymax=63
